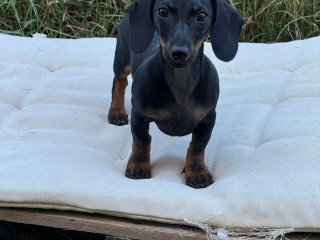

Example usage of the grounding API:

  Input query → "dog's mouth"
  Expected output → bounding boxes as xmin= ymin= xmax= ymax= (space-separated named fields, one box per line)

xmin=168 ymin=61 xmax=189 ymax=68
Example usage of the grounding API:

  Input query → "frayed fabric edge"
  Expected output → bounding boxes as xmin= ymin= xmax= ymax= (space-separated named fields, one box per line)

xmin=184 ymin=219 xmax=295 ymax=240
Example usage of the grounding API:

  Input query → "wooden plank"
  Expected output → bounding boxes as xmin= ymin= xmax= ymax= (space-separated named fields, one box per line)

xmin=0 ymin=207 xmax=207 ymax=240
xmin=0 ymin=207 xmax=319 ymax=240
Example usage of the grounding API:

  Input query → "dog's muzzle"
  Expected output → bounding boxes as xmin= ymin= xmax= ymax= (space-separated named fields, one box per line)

xmin=168 ymin=45 xmax=192 ymax=68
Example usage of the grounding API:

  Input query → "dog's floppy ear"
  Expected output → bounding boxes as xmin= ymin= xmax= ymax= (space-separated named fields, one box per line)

xmin=129 ymin=0 xmax=155 ymax=53
xmin=210 ymin=0 xmax=244 ymax=62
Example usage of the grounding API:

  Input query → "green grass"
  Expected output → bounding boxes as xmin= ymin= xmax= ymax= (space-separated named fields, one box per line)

xmin=0 ymin=0 xmax=319 ymax=42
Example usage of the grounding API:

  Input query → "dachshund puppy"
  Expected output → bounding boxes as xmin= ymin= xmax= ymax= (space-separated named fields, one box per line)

xmin=108 ymin=0 xmax=243 ymax=188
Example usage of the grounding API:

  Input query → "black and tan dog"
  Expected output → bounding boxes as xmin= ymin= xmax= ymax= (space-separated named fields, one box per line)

xmin=108 ymin=0 xmax=243 ymax=188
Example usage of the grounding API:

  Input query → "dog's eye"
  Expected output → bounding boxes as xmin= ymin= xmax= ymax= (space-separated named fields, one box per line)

xmin=158 ymin=8 xmax=169 ymax=18
xmin=196 ymin=12 xmax=208 ymax=22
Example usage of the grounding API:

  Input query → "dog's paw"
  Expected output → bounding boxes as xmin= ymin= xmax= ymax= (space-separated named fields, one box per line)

xmin=108 ymin=111 xmax=128 ymax=126
xmin=184 ymin=167 xmax=214 ymax=189
xmin=125 ymin=162 xmax=151 ymax=179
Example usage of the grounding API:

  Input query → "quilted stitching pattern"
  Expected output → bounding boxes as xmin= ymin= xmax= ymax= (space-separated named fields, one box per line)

xmin=0 ymin=34 xmax=319 ymax=231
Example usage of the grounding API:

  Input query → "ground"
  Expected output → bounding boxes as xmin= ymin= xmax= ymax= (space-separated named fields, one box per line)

xmin=0 ymin=221 xmax=124 ymax=240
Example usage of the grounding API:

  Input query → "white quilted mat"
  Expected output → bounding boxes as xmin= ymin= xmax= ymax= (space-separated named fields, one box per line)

xmin=0 ymin=34 xmax=319 ymax=232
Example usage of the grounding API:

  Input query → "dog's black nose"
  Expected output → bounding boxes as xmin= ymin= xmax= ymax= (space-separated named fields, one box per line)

xmin=170 ymin=47 xmax=189 ymax=62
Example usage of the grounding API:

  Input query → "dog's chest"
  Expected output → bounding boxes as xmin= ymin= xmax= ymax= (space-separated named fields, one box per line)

xmin=145 ymin=100 xmax=212 ymax=136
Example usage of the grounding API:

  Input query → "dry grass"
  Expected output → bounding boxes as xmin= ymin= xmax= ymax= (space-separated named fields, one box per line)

xmin=233 ymin=0 xmax=320 ymax=42
xmin=0 ymin=0 xmax=127 ymax=38
xmin=0 ymin=0 xmax=319 ymax=42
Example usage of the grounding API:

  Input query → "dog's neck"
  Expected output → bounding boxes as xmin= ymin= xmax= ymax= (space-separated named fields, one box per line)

xmin=163 ymin=48 xmax=203 ymax=107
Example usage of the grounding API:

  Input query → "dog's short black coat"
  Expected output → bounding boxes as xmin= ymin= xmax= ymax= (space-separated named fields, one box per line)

xmin=108 ymin=0 xmax=243 ymax=188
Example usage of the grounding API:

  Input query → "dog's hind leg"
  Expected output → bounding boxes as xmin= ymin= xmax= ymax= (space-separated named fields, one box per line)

xmin=108 ymin=15 xmax=131 ymax=126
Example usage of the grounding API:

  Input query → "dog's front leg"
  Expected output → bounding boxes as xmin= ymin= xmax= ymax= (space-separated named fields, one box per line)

xmin=184 ymin=111 xmax=216 ymax=189
xmin=125 ymin=112 xmax=152 ymax=179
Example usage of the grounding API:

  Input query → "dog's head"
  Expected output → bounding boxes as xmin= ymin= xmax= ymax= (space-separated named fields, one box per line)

xmin=129 ymin=0 xmax=243 ymax=68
